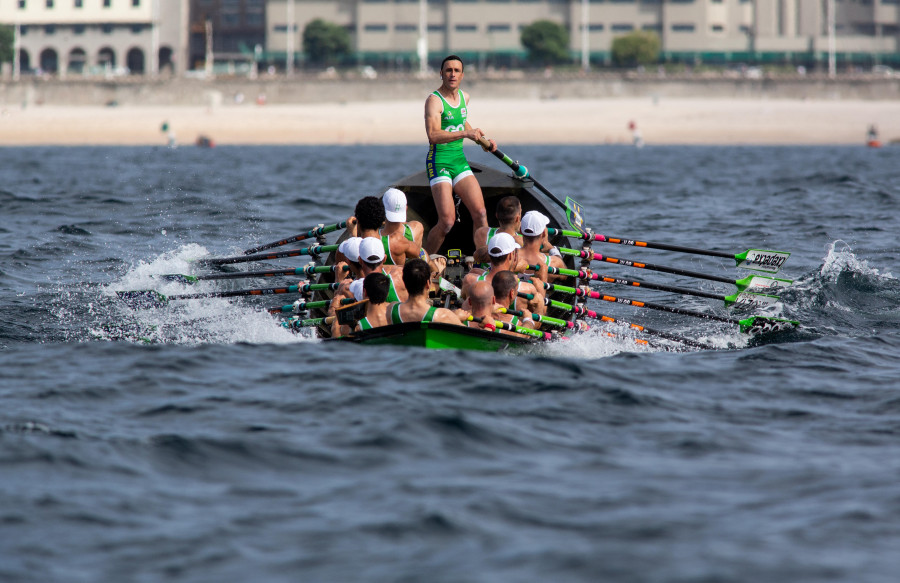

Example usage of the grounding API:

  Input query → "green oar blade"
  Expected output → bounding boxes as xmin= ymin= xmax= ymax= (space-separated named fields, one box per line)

xmin=735 ymin=249 xmax=791 ymax=273
xmin=116 ymin=290 xmax=168 ymax=309
xmin=159 ymin=274 xmax=199 ymax=284
xmin=723 ymin=291 xmax=781 ymax=309
xmin=734 ymin=274 xmax=794 ymax=291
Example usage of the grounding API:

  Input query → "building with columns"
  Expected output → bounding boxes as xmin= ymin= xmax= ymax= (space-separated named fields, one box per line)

xmin=0 ymin=0 xmax=189 ymax=78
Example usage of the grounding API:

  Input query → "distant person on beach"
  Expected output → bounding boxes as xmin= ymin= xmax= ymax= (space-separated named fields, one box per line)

xmin=424 ymin=55 xmax=497 ymax=255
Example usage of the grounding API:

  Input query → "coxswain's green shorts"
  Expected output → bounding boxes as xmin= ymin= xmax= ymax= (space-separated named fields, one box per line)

xmin=426 ymin=147 xmax=474 ymax=187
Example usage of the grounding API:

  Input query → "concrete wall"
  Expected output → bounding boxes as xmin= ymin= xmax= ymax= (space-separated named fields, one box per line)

xmin=1 ymin=74 xmax=898 ymax=107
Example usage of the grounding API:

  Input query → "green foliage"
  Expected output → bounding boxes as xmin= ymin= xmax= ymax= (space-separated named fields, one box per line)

xmin=611 ymin=31 xmax=661 ymax=67
xmin=520 ymin=20 xmax=570 ymax=65
xmin=0 ymin=26 xmax=14 ymax=64
xmin=302 ymin=19 xmax=351 ymax=66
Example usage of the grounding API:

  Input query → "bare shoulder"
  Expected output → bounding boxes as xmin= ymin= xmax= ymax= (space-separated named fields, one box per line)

xmin=435 ymin=308 xmax=463 ymax=325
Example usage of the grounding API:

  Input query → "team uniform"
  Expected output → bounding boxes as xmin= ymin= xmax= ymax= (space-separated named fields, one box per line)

xmin=390 ymin=304 xmax=437 ymax=325
xmin=379 ymin=224 xmax=416 ymax=266
xmin=426 ymin=91 xmax=473 ymax=187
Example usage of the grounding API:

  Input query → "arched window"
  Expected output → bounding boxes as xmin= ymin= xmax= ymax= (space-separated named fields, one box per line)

xmin=98 ymin=46 xmax=116 ymax=70
xmin=126 ymin=47 xmax=145 ymax=74
xmin=68 ymin=47 xmax=87 ymax=74
xmin=39 ymin=48 xmax=59 ymax=73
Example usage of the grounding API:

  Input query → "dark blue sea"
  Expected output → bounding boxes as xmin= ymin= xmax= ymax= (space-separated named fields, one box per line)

xmin=2 ymin=144 xmax=898 ymax=582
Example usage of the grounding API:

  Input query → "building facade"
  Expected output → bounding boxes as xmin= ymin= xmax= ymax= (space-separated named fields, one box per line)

xmin=264 ymin=0 xmax=900 ymax=67
xmin=0 ymin=0 xmax=189 ymax=77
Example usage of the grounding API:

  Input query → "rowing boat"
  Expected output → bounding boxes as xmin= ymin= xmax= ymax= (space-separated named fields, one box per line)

xmin=310 ymin=162 xmax=584 ymax=350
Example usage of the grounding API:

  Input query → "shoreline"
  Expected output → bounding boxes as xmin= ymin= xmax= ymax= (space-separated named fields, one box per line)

xmin=1 ymin=98 xmax=898 ymax=146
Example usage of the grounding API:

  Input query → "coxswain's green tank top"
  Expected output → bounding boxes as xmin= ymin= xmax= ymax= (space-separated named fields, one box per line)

xmin=431 ymin=90 xmax=467 ymax=154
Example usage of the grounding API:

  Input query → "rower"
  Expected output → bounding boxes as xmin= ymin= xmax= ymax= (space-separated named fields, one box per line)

xmin=473 ymin=195 xmax=523 ymax=264
xmin=388 ymin=259 xmax=462 ymax=326
xmin=381 ymin=187 xmax=425 ymax=253
xmin=462 ymin=232 xmax=544 ymax=315
xmin=335 ymin=236 xmax=363 ymax=281
xmin=519 ymin=210 xmax=566 ymax=283
xmin=356 ymin=272 xmax=392 ymax=331
xmin=464 ymin=280 xmax=497 ymax=331
xmin=358 ymin=237 xmax=408 ymax=303
xmin=491 ymin=270 xmax=536 ymax=331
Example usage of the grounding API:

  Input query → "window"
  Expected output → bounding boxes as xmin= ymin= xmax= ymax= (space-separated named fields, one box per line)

xmin=611 ymin=23 xmax=634 ymax=31
xmin=103 ymin=0 xmax=111 ymax=7
xmin=487 ymin=24 xmax=511 ymax=32
xmin=132 ymin=0 xmax=140 ymax=6
xmin=711 ymin=24 xmax=724 ymax=32
xmin=18 ymin=0 xmax=26 ymax=7
xmin=456 ymin=24 xmax=478 ymax=32
xmin=46 ymin=0 xmax=53 ymax=7
xmin=642 ymin=23 xmax=662 ymax=31
xmin=45 ymin=24 xmax=56 ymax=34
xmin=588 ymin=23 xmax=604 ymax=31
xmin=395 ymin=24 xmax=417 ymax=32
xmin=364 ymin=24 xmax=388 ymax=32
xmin=74 ymin=24 xmax=85 ymax=34
xmin=74 ymin=0 xmax=82 ymax=6
xmin=131 ymin=24 xmax=143 ymax=33
xmin=102 ymin=23 xmax=113 ymax=33
xmin=672 ymin=23 xmax=695 ymax=32
xmin=428 ymin=23 xmax=446 ymax=32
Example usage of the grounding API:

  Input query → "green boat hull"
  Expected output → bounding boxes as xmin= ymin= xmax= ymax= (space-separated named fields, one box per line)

xmin=326 ymin=322 xmax=536 ymax=352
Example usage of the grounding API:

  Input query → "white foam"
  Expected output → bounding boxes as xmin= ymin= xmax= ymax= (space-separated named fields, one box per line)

xmin=820 ymin=240 xmax=895 ymax=283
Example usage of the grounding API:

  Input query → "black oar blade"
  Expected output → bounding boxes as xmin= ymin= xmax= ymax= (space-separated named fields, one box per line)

xmin=116 ymin=290 xmax=168 ymax=309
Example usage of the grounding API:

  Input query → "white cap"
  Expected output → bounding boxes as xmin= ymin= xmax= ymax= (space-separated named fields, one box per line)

xmin=349 ymin=279 xmax=365 ymax=301
xmin=487 ymin=232 xmax=521 ymax=258
xmin=521 ymin=210 xmax=550 ymax=236
xmin=338 ymin=237 xmax=362 ymax=263
xmin=358 ymin=237 xmax=386 ymax=264
xmin=382 ymin=188 xmax=407 ymax=223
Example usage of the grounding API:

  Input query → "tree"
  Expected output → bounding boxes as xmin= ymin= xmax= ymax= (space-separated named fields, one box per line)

xmin=302 ymin=19 xmax=351 ymax=66
xmin=611 ymin=31 xmax=661 ymax=68
xmin=0 ymin=26 xmax=13 ymax=64
xmin=520 ymin=20 xmax=570 ymax=65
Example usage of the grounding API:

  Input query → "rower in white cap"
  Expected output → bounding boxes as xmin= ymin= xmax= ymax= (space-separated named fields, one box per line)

xmin=519 ymin=210 xmax=566 ymax=283
xmin=380 ymin=188 xmax=425 ymax=266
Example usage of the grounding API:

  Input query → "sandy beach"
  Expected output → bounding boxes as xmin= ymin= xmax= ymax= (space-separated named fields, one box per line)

xmin=1 ymin=97 xmax=898 ymax=146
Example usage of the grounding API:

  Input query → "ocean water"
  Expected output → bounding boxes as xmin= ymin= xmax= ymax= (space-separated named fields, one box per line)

xmin=1 ymin=144 xmax=898 ymax=582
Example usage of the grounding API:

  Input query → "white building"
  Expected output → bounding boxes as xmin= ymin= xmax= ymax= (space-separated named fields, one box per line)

xmin=0 ymin=0 xmax=189 ymax=78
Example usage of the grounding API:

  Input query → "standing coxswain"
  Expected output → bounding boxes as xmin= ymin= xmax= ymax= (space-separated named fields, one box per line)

xmin=424 ymin=54 xmax=497 ymax=255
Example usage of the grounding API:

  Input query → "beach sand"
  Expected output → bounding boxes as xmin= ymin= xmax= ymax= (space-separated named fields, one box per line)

xmin=1 ymin=98 xmax=898 ymax=146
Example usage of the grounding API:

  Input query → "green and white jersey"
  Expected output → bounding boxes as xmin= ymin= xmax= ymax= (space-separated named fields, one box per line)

xmin=430 ymin=90 xmax=468 ymax=154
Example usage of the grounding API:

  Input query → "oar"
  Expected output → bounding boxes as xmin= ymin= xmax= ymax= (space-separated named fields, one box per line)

xmin=561 ymin=286 xmax=798 ymax=334
xmin=476 ymin=136 xmax=587 ymax=233
xmin=117 ymin=283 xmax=339 ymax=309
xmin=497 ymin=308 xmax=589 ymax=332
xmin=197 ymin=244 xmax=338 ymax=267
xmin=542 ymin=267 xmax=780 ymax=309
xmin=465 ymin=315 xmax=555 ymax=340
xmin=283 ymin=315 xmax=335 ymax=331
xmin=268 ymin=297 xmax=355 ymax=315
xmin=160 ymin=265 xmax=348 ymax=284
xmin=549 ymin=228 xmax=790 ymax=274
xmin=243 ymin=222 xmax=347 ymax=255
xmin=558 ymin=247 xmax=793 ymax=291
xmin=540 ymin=296 xmax=711 ymax=349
